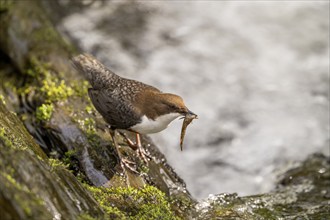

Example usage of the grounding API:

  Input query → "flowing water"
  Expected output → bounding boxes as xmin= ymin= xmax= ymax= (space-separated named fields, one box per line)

xmin=58 ymin=1 xmax=329 ymax=199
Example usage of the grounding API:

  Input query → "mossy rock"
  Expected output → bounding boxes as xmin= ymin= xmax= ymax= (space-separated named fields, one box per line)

xmin=85 ymin=184 xmax=180 ymax=220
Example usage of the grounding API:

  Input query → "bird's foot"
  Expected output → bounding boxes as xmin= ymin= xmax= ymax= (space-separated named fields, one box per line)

xmin=136 ymin=146 xmax=152 ymax=164
xmin=120 ymin=158 xmax=139 ymax=174
xmin=119 ymin=131 xmax=151 ymax=164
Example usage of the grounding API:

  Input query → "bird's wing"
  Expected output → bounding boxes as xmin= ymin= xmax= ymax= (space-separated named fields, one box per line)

xmin=116 ymin=78 xmax=161 ymax=99
xmin=88 ymin=89 xmax=141 ymax=129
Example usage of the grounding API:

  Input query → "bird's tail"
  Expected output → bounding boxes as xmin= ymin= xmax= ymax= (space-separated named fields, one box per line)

xmin=71 ymin=54 xmax=119 ymax=89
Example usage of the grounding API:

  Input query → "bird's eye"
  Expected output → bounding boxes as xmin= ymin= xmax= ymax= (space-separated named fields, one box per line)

xmin=168 ymin=104 xmax=176 ymax=109
xmin=179 ymin=108 xmax=186 ymax=114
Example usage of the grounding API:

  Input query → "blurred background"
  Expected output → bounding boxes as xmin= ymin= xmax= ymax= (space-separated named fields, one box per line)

xmin=49 ymin=0 xmax=329 ymax=199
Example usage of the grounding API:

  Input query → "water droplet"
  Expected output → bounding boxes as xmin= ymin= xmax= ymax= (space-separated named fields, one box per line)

xmin=318 ymin=168 xmax=326 ymax=174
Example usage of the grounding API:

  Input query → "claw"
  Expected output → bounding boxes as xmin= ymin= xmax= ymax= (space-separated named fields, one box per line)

xmin=136 ymin=146 xmax=151 ymax=164
xmin=120 ymin=158 xmax=139 ymax=174
xmin=119 ymin=131 xmax=151 ymax=164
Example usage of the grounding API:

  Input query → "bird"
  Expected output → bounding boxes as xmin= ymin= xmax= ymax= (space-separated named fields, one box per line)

xmin=72 ymin=54 xmax=197 ymax=172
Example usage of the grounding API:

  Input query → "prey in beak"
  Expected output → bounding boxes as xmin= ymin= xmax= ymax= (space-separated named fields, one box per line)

xmin=180 ymin=108 xmax=198 ymax=151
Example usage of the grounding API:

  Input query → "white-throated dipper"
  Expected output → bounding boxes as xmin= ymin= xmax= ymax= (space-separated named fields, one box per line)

xmin=72 ymin=54 xmax=196 ymax=170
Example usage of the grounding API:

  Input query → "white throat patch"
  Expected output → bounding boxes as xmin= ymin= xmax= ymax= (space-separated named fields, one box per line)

xmin=131 ymin=113 xmax=181 ymax=134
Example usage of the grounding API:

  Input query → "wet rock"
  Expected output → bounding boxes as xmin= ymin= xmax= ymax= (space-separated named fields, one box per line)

xmin=195 ymin=153 xmax=330 ymax=219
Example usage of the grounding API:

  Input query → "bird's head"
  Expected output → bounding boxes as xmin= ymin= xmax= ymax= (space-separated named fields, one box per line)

xmin=135 ymin=90 xmax=197 ymax=121
xmin=158 ymin=93 xmax=197 ymax=118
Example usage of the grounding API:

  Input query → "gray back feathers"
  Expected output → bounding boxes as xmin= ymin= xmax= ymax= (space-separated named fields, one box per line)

xmin=72 ymin=54 xmax=120 ymax=90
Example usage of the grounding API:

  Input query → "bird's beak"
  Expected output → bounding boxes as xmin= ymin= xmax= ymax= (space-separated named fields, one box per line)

xmin=187 ymin=109 xmax=198 ymax=118
xmin=178 ymin=109 xmax=197 ymax=120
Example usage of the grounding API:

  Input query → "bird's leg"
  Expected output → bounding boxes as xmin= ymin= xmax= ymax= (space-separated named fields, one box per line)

xmin=109 ymin=129 xmax=139 ymax=174
xmin=120 ymin=132 xmax=138 ymax=151
xmin=135 ymin=133 xmax=151 ymax=164
xmin=119 ymin=131 xmax=151 ymax=163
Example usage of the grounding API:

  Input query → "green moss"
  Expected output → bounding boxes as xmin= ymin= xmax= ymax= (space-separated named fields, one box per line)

xmin=139 ymin=164 xmax=149 ymax=174
xmin=36 ymin=103 xmax=54 ymax=122
xmin=24 ymin=58 xmax=93 ymax=127
xmin=72 ymin=80 xmax=90 ymax=97
xmin=0 ymin=171 xmax=24 ymax=191
xmin=0 ymin=94 xmax=5 ymax=104
xmin=0 ymin=125 xmax=31 ymax=151
xmin=0 ymin=0 xmax=14 ymax=12
xmin=49 ymin=158 xmax=69 ymax=170
xmin=24 ymin=57 xmax=74 ymax=103
xmin=85 ymin=105 xmax=94 ymax=114
xmin=25 ymin=57 xmax=52 ymax=77
xmin=40 ymin=79 xmax=74 ymax=103
xmin=23 ymin=58 xmax=93 ymax=125
xmin=78 ymin=118 xmax=96 ymax=134
xmin=3 ymin=81 xmax=17 ymax=93
xmin=0 ymin=103 xmax=47 ymax=159
xmin=100 ymin=206 xmax=127 ymax=220
xmin=26 ymin=62 xmax=65 ymax=100
xmin=253 ymin=207 xmax=277 ymax=219
xmin=0 ymin=127 xmax=13 ymax=148
xmin=62 ymin=150 xmax=76 ymax=163
xmin=85 ymin=185 xmax=180 ymax=220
